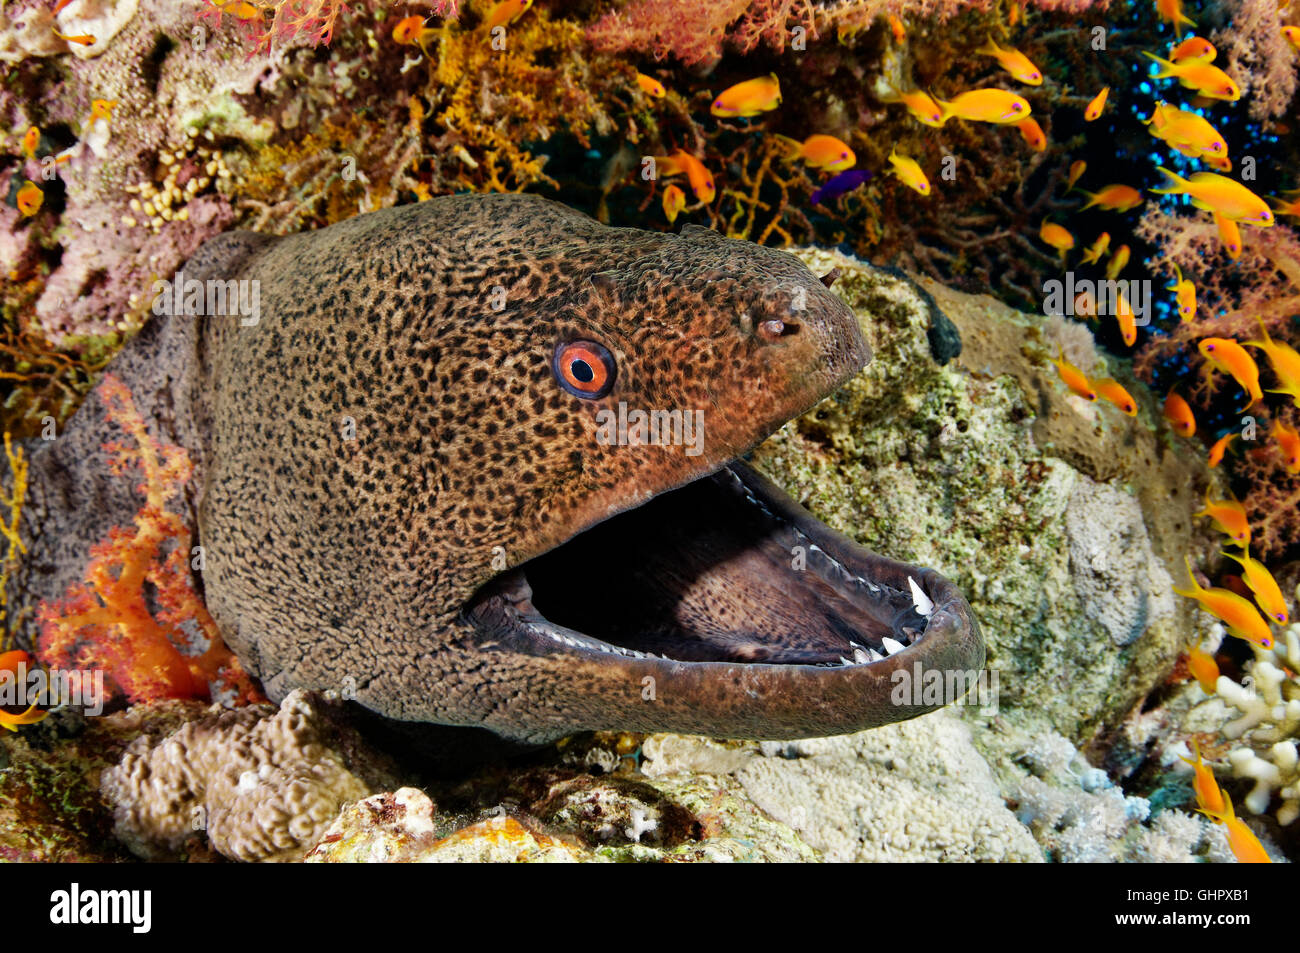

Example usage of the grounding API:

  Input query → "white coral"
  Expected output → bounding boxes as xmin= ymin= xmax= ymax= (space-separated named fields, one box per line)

xmin=1207 ymin=589 xmax=1300 ymax=825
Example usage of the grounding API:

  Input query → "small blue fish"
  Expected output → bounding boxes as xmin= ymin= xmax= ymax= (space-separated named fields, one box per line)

xmin=810 ymin=169 xmax=871 ymax=205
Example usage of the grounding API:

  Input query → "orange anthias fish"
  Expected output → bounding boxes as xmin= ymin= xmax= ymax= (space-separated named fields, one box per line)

xmin=1202 ymin=152 xmax=1233 ymax=172
xmin=1284 ymin=25 xmax=1300 ymax=51
xmin=90 ymin=98 xmax=116 ymax=122
xmin=393 ymin=15 xmax=437 ymax=51
xmin=1115 ymin=291 xmax=1138 ymax=346
xmin=484 ymin=0 xmax=533 ymax=31
xmin=888 ymin=14 xmax=906 ymax=44
xmin=1273 ymin=193 xmax=1300 ymax=220
xmin=21 ymin=125 xmax=39 ymax=158
xmin=1067 ymin=159 xmax=1087 ymax=191
xmin=1167 ymin=262 xmax=1197 ymax=321
xmin=1039 ymin=219 xmax=1074 ymax=260
xmin=661 ymin=183 xmax=685 ymax=224
xmin=1143 ymin=52 xmax=1241 ymax=101
xmin=218 ymin=0 xmax=263 ymax=18
xmin=1199 ymin=337 xmax=1264 ymax=411
xmin=1078 ymin=184 xmax=1143 ymax=212
xmin=1181 ymin=739 xmax=1226 ymax=809
xmin=1244 ymin=317 xmax=1300 ymax=402
xmin=666 ymin=149 xmax=715 ymax=203
xmin=977 ymin=36 xmax=1043 ymax=85
xmin=1153 ymin=168 xmax=1273 ymax=225
xmin=1273 ymin=418 xmax=1300 ymax=474
xmin=1081 ymin=231 xmax=1110 ymax=264
xmin=0 ymin=651 xmax=48 ymax=732
xmin=1164 ymin=391 xmax=1196 ymax=437
xmin=1016 ymin=117 xmax=1046 ymax=151
xmin=710 ymin=74 xmax=782 ymax=118
xmin=1195 ymin=489 xmax=1252 ymax=546
xmin=52 ymin=28 xmax=96 ymax=45
xmin=1186 ymin=649 xmax=1222 ymax=695
xmin=793 ymin=134 xmax=855 ymax=172
xmin=1173 ymin=556 xmax=1273 ymax=648
xmin=1105 ymin=244 xmax=1131 ymax=280
xmin=882 ymin=86 xmax=946 ymax=127
xmin=1202 ymin=793 xmax=1273 ymax=863
xmin=888 ymin=146 xmax=931 ymax=195
xmin=1049 ymin=346 xmax=1096 ymax=400
xmin=199 ymin=0 xmax=264 ymax=23
xmin=937 ymin=88 xmax=1031 ymax=124
xmin=1095 ymin=378 xmax=1137 ymax=416
xmin=636 ymin=72 xmax=666 ymax=98
xmin=16 ymin=179 xmax=42 ymax=217
xmin=1147 ymin=102 xmax=1227 ymax=158
xmin=1214 ymin=212 xmax=1243 ymax=258
xmin=1221 ymin=547 xmax=1290 ymax=624
xmin=1171 ymin=36 xmax=1216 ymax=62
xmin=1156 ymin=0 xmax=1196 ymax=37
xmin=1084 ymin=86 xmax=1109 ymax=121
xmin=1207 ymin=432 xmax=1236 ymax=467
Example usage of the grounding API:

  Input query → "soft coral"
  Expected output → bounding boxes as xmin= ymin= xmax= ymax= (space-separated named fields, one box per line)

xmin=36 ymin=375 xmax=259 ymax=706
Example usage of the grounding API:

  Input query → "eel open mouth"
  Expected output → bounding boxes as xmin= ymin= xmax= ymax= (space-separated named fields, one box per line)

xmin=464 ymin=459 xmax=983 ymax=688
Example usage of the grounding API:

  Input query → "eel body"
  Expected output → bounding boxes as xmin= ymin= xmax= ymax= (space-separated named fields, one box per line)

xmin=17 ymin=194 xmax=983 ymax=743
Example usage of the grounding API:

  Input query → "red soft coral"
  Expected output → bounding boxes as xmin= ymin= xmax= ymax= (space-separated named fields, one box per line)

xmin=36 ymin=375 xmax=260 ymax=706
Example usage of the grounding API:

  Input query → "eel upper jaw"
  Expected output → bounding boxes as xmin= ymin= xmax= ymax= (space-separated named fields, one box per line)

xmin=461 ymin=458 xmax=985 ymax=731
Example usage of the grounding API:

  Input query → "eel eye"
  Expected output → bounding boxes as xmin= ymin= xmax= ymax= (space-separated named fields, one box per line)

xmin=554 ymin=339 xmax=616 ymax=399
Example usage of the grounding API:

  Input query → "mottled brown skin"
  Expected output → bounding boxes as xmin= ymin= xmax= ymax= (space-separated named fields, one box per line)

xmin=16 ymin=194 xmax=983 ymax=743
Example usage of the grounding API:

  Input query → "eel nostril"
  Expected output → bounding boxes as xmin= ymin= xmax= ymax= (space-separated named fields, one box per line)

xmin=758 ymin=319 xmax=800 ymax=341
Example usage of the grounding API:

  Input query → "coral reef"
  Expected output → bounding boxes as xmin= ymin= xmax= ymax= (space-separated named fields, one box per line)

xmin=4 ymin=0 xmax=1299 ymax=864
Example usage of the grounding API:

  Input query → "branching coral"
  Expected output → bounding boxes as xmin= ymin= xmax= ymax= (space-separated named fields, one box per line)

xmin=715 ymin=135 xmax=817 ymax=244
xmin=421 ymin=8 xmax=623 ymax=194
xmin=35 ymin=375 xmax=257 ymax=706
xmin=1206 ymin=607 xmax=1300 ymax=825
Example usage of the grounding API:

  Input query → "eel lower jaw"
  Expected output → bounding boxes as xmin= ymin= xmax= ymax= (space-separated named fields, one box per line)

xmin=462 ymin=459 xmax=982 ymax=678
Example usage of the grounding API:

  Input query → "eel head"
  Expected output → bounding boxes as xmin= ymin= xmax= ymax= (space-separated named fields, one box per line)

xmin=449 ymin=224 xmax=985 ymax=741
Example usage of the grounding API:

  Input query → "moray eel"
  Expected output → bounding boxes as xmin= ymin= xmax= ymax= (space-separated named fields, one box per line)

xmin=17 ymin=194 xmax=983 ymax=743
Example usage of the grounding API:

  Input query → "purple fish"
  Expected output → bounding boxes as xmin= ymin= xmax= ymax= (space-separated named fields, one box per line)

xmin=810 ymin=169 xmax=872 ymax=206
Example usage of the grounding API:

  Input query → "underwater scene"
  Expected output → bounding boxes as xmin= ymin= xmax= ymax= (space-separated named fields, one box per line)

xmin=0 ymin=0 xmax=1299 ymax=871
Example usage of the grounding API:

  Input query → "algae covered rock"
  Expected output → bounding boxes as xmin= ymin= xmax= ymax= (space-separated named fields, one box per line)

xmin=757 ymin=249 xmax=1209 ymax=748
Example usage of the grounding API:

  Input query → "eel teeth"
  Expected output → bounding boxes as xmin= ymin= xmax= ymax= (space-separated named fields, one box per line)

xmin=882 ymin=636 xmax=906 ymax=656
xmin=908 ymin=576 xmax=935 ymax=616
xmin=852 ymin=647 xmax=871 ymax=665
